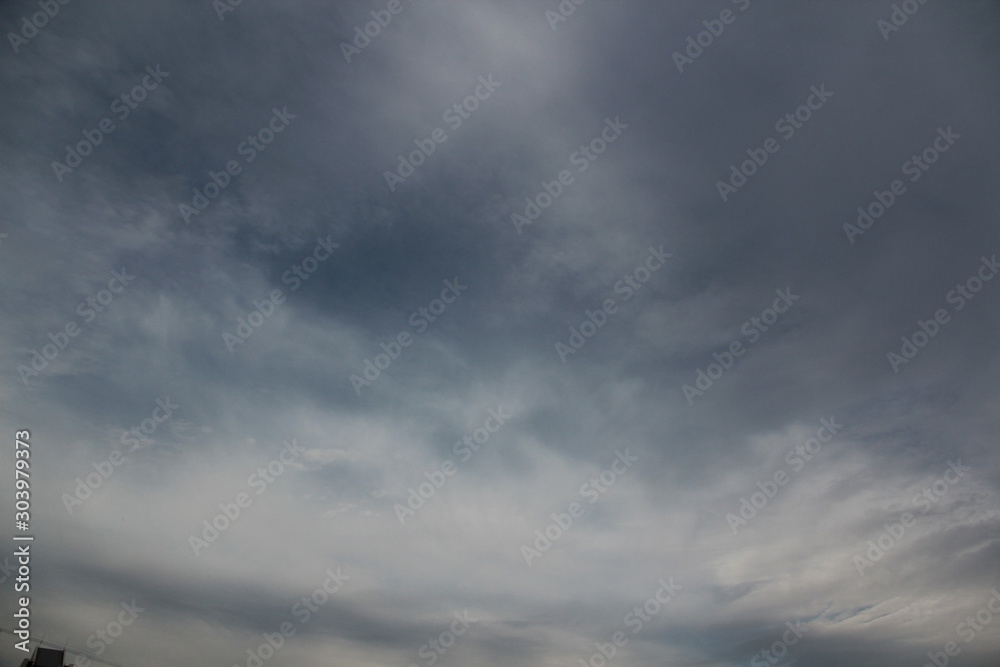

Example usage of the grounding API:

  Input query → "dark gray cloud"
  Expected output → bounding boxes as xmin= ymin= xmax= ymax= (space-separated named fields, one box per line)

xmin=1 ymin=1 xmax=999 ymax=666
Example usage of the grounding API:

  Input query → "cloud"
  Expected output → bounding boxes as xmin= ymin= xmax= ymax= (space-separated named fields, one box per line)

xmin=1 ymin=0 xmax=999 ymax=665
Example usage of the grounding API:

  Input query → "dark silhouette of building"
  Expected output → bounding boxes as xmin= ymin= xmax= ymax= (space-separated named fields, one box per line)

xmin=18 ymin=646 xmax=73 ymax=667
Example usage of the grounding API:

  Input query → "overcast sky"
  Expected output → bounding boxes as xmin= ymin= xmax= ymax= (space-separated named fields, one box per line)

xmin=2 ymin=1 xmax=1000 ymax=666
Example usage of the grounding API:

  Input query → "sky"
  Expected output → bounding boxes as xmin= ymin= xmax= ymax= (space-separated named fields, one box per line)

xmin=1 ymin=1 xmax=1000 ymax=666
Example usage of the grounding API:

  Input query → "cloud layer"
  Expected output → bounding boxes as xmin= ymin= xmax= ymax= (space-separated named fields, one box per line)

xmin=1 ymin=1 xmax=999 ymax=666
